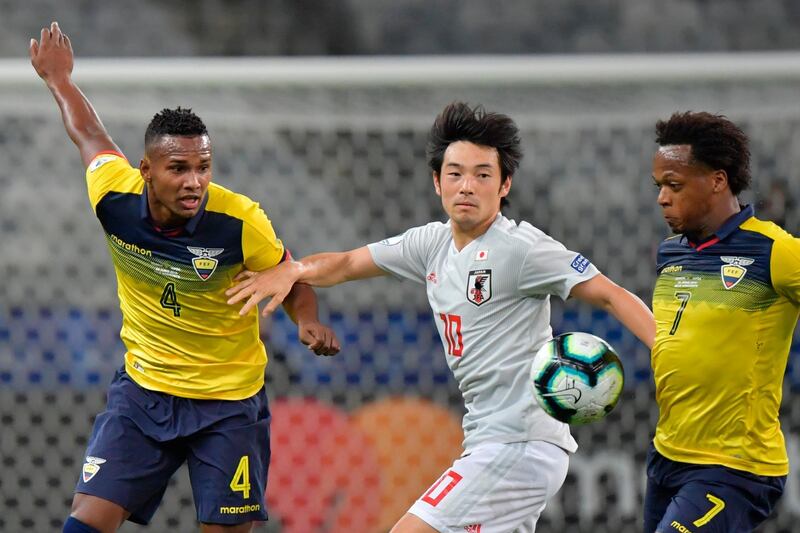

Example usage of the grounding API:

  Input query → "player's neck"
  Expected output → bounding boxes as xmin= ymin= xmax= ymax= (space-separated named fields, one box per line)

xmin=688 ymin=199 xmax=742 ymax=243
xmin=451 ymin=213 xmax=498 ymax=251
xmin=146 ymin=188 xmax=189 ymax=229
xmin=148 ymin=206 xmax=187 ymax=230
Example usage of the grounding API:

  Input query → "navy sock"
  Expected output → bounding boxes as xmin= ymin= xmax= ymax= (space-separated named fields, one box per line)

xmin=63 ymin=516 xmax=102 ymax=533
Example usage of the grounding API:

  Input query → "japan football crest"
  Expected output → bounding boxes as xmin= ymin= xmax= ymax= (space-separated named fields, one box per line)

xmin=720 ymin=256 xmax=753 ymax=290
xmin=467 ymin=269 xmax=492 ymax=306
xmin=187 ymin=246 xmax=224 ymax=280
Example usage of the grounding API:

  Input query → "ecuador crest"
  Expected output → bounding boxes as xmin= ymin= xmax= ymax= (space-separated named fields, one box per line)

xmin=720 ymin=256 xmax=754 ymax=290
xmin=187 ymin=246 xmax=224 ymax=280
xmin=82 ymin=456 xmax=106 ymax=483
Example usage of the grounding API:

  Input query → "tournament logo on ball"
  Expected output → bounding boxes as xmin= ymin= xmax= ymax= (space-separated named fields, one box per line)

xmin=187 ymin=246 xmax=224 ymax=281
xmin=466 ymin=269 xmax=492 ymax=306
xmin=720 ymin=256 xmax=753 ymax=290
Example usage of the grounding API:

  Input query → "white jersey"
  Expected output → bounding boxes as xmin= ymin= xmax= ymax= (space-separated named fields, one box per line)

xmin=367 ymin=214 xmax=599 ymax=452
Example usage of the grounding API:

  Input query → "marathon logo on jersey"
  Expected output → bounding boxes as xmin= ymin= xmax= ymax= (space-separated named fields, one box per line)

xmin=720 ymin=256 xmax=754 ymax=289
xmin=82 ymin=456 xmax=106 ymax=483
xmin=88 ymin=155 xmax=117 ymax=173
xmin=464 ymin=525 xmax=482 ymax=533
xmin=570 ymin=254 xmax=591 ymax=273
xmin=467 ymin=269 xmax=492 ymax=306
xmin=220 ymin=504 xmax=261 ymax=514
xmin=187 ymin=246 xmax=224 ymax=280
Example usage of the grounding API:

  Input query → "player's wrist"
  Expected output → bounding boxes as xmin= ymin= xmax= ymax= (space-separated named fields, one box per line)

xmin=45 ymin=73 xmax=73 ymax=91
xmin=296 ymin=316 xmax=320 ymax=328
xmin=291 ymin=260 xmax=310 ymax=282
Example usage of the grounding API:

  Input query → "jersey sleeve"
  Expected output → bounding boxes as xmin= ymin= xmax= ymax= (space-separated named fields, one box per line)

xmin=241 ymin=204 xmax=285 ymax=272
xmin=366 ymin=224 xmax=431 ymax=284
xmin=770 ymin=235 xmax=800 ymax=304
xmin=85 ymin=151 xmax=138 ymax=211
xmin=517 ymin=227 xmax=599 ymax=300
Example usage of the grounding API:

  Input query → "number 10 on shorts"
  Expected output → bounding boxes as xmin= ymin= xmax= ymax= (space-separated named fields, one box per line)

xmin=422 ymin=470 xmax=463 ymax=507
xmin=230 ymin=455 xmax=251 ymax=499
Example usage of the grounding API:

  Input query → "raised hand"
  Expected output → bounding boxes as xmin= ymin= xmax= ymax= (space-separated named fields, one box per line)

xmin=30 ymin=21 xmax=74 ymax=84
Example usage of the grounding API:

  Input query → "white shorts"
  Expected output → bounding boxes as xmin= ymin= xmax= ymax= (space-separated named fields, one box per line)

xmin=408 ymin=440 xmax=569 ymax=533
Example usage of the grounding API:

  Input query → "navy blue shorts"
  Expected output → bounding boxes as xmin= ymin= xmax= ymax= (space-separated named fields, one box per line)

xmin=75 ymin=368 xmax=270 ymax=525
xmin=643 ymin=443 xmax=785 ymax=533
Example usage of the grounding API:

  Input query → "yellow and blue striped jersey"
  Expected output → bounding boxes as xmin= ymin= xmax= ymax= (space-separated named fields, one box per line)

xmin=86 ymin=152 xmax=285 ymax=400
xmin=652 ymin=205 xmax=800 ymax=476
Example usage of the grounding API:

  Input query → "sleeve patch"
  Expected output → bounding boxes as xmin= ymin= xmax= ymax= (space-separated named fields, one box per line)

xmin=379 ymin=235 xmax=404 ymax=247
xmin=570 ymin=254 xmax=591 ymax=273
xmin=88 ymin=155 xmax=119 ymax=173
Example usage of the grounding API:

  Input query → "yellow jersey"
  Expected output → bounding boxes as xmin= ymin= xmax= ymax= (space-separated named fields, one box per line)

xmin=652 ymin=205 xmax=800 ymax=476
xmin=86 ymin=151 xmax=285 ymax=400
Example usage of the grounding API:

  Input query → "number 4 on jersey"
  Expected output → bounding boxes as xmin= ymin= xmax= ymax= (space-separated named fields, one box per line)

xmin=160 ymin=282 xmax=181 ymax=317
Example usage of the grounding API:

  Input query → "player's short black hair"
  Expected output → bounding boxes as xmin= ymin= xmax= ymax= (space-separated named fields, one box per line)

xmin=428 ymin=102 xmax=523 ymax=208
xmin=655 ymin=111 xmax=751 ymax=195
xmin=144 ymin=107 xmax=208 ymax=151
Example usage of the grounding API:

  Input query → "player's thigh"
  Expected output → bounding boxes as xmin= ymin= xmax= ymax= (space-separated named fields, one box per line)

xmin=75 ymin=375 xmax=187 ymax=525
xmin=655 ymin=476 xmax=784 ymax=533
xmin=390 ymin=512 xmax=440 ymax=533
xmin=187 ymin=389 xmax=271 ymax=526
xmin=407 ymin=440 xmax=569 ymax=533
xmin=643 ymin=475 xmax=675 ymax=533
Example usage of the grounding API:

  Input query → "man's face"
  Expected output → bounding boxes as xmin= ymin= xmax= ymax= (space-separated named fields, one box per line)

xmin=140 ymin=135 xmax=212 ymax=226
xmin=433 ymin=141 xmax=510 ymax=233
xmin=652 ymin=144 xmax=717 ymax=236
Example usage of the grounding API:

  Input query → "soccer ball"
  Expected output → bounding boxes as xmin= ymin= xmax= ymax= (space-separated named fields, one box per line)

xmin=530 ymin=332 xmax=624 ymax=425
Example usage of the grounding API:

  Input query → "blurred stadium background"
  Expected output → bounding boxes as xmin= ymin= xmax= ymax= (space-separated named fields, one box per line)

xmin=2 ymin=1 xmax=800 ymax=532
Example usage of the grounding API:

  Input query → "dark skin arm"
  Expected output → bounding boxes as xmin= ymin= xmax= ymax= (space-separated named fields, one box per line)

xmin=30 ymin=21 xmax=119 ymax=166
xmin=282 ymin=282 xmax=340 ymax=356
xmin=32 ymin=22 xmax=340 ymax=357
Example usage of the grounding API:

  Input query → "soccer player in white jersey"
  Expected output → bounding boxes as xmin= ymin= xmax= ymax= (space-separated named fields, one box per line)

xmin=228 ymin=102 xmax=655 ymax=533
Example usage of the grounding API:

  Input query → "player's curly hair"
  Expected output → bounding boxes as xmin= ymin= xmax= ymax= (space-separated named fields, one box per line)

xmin=144 ymin=107 xmax=208 ymax=150
xmin=655 ymin=111 xmax=751 ymax=195
xmin=428 ymin=102 xmax=523 ymax=208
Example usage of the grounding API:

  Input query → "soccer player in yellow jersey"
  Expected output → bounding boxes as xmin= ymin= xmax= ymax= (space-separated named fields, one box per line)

xmin=31 ymin=22 xmax=340 ymax=533
xmin=646 ymin=111 xmax=798 ymax=532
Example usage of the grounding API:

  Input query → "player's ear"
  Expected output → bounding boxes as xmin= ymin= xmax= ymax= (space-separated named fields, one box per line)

xmin=432 ymin=172 xmax=442 ymax=196
xmin=140 ymin=158 xmax=151 ymax=183
xmin=711 ymin=169 xmax=728 ymax=193
xmin=500 ymin=175 xmax=512 ymax=197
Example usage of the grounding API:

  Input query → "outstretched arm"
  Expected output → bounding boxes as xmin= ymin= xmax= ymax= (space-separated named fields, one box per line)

xmin=569 ymin=274 xmax=655 ymax=349
xmin=227 ymin=246 xmax=385 ymax=316
xmin=30 ymin=21 xmax=119 ymax=167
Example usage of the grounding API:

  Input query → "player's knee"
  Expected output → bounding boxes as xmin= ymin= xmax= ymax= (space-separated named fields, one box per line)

xmin=62 ymin=516 xmax=102 ymax=533
xmin=68 ymin=493 xmax=128 ymax=532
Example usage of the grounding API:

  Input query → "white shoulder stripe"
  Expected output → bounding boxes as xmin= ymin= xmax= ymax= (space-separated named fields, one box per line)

xmin=505 ymin=223 xmax=546 ymax=247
